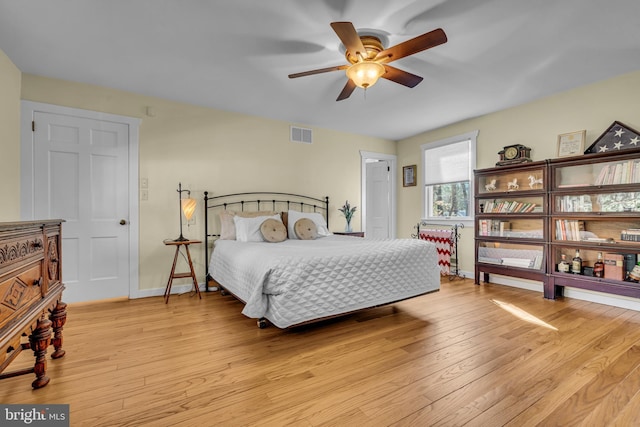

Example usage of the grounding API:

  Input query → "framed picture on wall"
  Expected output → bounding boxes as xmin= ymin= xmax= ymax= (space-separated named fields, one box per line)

xmin=403 ymin=165 xmax=416 ymax=187
xmin=557 ymin=130 xmax=586 ymax=157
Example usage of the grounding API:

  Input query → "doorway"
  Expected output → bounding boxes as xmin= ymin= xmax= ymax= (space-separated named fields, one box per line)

xmin=360 ymin=151 xmax=396 ymax=239
xmin=21 ymin=101 xmax=140 ymax=302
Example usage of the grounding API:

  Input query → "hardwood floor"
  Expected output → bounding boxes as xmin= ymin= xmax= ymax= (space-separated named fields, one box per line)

xmin=3 ymin=278 xmax=640 ymax=426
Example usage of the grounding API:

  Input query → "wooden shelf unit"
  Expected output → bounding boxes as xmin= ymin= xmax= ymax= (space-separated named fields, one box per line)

xmin=548 ymin=149 xmax=640 ymax=299
xmin=474 ymin=148 xmax=640 ymax=301
xmin=474 ymin=161 xmax=549 ymax=289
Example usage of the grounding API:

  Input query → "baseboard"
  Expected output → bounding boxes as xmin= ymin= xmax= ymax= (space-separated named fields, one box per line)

xmin=134 ymin=282 xmax=211 ymax=299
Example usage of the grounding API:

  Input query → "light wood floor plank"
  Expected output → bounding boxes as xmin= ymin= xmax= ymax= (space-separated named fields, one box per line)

xmin=3 ymin=278 xmax=640 ymax=426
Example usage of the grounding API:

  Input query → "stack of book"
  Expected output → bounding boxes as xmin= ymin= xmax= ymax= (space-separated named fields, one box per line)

xmin=501 ymin=257 xmax=534 ymax=268
xmin=594 ymin=160 xmax=640 ymax=185
xmin=555 ymin=219 xmax=585 ymax=241
xmin=621 ymin=229 xmax=640 ymax=242
xmin=482 ymin=200 xmax=537 ymax=213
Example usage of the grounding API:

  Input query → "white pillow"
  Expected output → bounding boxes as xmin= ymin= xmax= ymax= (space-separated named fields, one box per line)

xmin=219 ymin=210 xmax=277 ymax=240
xmin=234 ymin=214 xmax=281 ymax=242
xmin=287 ymin=210 xmax=331 ymax=239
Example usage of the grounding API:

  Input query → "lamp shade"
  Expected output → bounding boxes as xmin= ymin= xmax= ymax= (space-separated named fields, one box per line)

xmin=346 ymin=61 xmax=385 ymax=89
xmin=181 ymin=198 xmax=197 ymax=221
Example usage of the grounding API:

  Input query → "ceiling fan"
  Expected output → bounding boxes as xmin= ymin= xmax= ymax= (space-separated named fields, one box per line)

xmin=288 ymin=22 xmax=447 ymax=101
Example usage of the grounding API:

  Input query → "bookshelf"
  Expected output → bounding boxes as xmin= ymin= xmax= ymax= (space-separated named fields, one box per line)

xmin=548 ymin=149 xmax=640 ymax=299
xmin=474 ymin=161 xmax=548 ymax=288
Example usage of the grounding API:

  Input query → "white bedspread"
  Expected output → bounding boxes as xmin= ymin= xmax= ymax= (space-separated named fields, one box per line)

xmin=210 ymin=235 xmax=440 ymax=328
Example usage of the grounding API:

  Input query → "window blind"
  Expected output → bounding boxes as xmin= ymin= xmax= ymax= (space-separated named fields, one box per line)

xmin=424 ymin=139 xmax=471 ymax=186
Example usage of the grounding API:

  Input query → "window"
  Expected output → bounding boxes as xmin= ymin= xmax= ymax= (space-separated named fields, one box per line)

xmin=421 ymin=130 xmax=478 ymax=223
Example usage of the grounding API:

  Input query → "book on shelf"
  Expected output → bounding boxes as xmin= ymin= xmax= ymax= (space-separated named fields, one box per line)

xmin=480 ymin=220 xmax=512 ymax=237
xmin=621 ymin=228 xmax=640 ymax=242
xmin=480 ymin=219 xmax=489 ymax=236
xmin=594 ymin=160 xmax=640 ymax=185
xmin=482 ymin=200 xmax=536 ymax=213
xmin=501 ymin=257 xmax=533 ymax=268
xmin=558 ymin=195 xmax=592 ymax=213
xmin=555 ymin=219 xmax=585 ymax=241
xmin=532 ymin=255 xmax=543 ymax=269
xmin=557 ymin=183 xmax=591 ymax=188
xmin=621 ymin=233 xmax=640 ymax=242
xmin=499 ymin=221 xmax=511 ymax=237
xmin=478 ymin=256 xmax=502 ymax=264
xmin=604 ymin=253 xmax=625 ymax=281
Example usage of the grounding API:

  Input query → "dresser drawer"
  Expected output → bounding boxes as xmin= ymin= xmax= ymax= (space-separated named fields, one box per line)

xmin=0 ymin=263 xmax=43 ymax=328
xmin=0 ymin=232 xmax=44 ymax=278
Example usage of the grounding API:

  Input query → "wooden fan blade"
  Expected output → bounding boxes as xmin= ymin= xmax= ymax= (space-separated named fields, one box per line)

xmin=382 ymin=65 xmax=423 ymax=88
xmin=330 ymin=22 xmax=366 ymax=57
xmin=288 ymin=65 xmax=348 ymax=79
xmin=375 ymin=28 xmax=447 ymax=64
xmin=336 ymin=79 xmax=357 ymax=101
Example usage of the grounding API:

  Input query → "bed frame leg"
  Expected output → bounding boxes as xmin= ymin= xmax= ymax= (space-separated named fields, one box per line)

xmin=257 ymin=318 xmax=268 ymax=329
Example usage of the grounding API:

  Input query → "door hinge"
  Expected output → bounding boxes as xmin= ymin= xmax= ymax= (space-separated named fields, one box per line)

xmin=32 ymin=121 xmax=35 ymax=132
xmin=387 ymin=166 xmax=390 ymax=172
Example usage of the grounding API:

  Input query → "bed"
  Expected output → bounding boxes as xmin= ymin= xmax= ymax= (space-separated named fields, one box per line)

xmin=204 ymin=192 xmax=440 ymax=328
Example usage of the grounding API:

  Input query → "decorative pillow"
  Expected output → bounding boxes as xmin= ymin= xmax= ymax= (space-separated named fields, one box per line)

xmin=260 ymin=218 xmax=287 ymax=243
xmin=287 ymin=210 xmax=331 ymax=239
xmin=234 ymin=214 xmax=281 ymax=242
xmin=219 ymin=211 xmax=237 ymax=240
xmin=219 ymin=210 xmax=277 ymax=240
xmin=294 ymin=218 xmax=318 ymax=240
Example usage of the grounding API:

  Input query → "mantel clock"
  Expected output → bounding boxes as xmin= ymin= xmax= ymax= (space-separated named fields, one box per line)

xmin=496 ymin=144 xmax=532 ymax=166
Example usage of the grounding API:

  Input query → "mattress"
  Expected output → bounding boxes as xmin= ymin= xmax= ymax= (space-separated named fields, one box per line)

xmin=210 ymin=235 xmax=440 ymax=328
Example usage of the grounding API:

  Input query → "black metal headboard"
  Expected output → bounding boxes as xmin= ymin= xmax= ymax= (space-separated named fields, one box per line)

xmin=203 ymin=191 xmax=329 ymax=287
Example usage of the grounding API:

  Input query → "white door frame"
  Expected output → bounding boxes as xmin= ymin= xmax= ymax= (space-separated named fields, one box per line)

xmin=360 ymin=151 xmax=397 ymax=238
xmin=20 ymin=101 xmax=140 ymax=299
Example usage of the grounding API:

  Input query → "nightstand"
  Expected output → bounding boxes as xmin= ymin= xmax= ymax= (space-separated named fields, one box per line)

xmin=334 ymin=232 xmax=365 ymax=238
xmin=163 ymin=239 xmax=201 ymax=303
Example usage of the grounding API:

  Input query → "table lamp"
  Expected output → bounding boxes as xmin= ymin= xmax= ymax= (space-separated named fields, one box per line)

xmin=175 ymin=182 xmax=196 ymax=241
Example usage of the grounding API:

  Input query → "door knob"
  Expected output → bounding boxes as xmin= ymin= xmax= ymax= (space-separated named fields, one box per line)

xmin=120 ymin=219 xmax=127 ymax=225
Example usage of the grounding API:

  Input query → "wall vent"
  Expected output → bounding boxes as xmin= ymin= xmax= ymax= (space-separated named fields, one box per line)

xmin=290 ymin=126 xmax=313 ymax=144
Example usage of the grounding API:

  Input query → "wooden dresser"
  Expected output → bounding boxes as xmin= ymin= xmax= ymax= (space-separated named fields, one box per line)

xmin=0 ymin=220 xmax=67 ymax=389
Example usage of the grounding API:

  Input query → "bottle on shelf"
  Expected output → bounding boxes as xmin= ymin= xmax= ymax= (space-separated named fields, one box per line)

xmin=558 ymin=254 xmax=570 ymax=273
xmin=594 ymin=252 xmax=604 ymax=278
xmin=571 ymin=249 xmax=583 ymax=274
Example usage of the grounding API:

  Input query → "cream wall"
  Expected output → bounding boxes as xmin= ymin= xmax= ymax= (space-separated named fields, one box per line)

xmin=20 ymin=74 xmax=395 ymax=293
xmin=0 ymin=49 xmax=21 ymax=221
xmin=397 ymin=70 xmax=640 ymax=276
xmin=7 ymin=50 xmax=640 ymax=297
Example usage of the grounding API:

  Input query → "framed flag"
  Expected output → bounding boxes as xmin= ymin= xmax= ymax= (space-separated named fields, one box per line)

xmin=584 ymin=121 xmax=640 ymax=154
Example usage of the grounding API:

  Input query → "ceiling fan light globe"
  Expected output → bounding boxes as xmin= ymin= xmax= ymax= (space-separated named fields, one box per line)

xmin=346 ymin=62 xmax=385 ymax=89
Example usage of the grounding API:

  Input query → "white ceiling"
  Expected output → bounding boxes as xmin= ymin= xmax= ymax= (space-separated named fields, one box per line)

xmin=1 ymin=0 xmax=640 ymax=141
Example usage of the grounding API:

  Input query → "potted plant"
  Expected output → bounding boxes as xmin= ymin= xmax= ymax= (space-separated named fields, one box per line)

xmin=339 ymin=200 xmax=357 ymax=232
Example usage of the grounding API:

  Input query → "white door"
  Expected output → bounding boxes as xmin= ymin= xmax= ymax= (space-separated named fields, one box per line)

xmin=32 ymin=111 xmax=131 ymax=302
xmin=366 ymin=160 xmax=392 ymax=239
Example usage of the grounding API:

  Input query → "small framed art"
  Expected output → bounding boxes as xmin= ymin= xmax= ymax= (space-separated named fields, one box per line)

xmin=403 ymin=165 xmax=416 ymax=187
xmin=557 ymin=130 xmax=586 ymax=158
